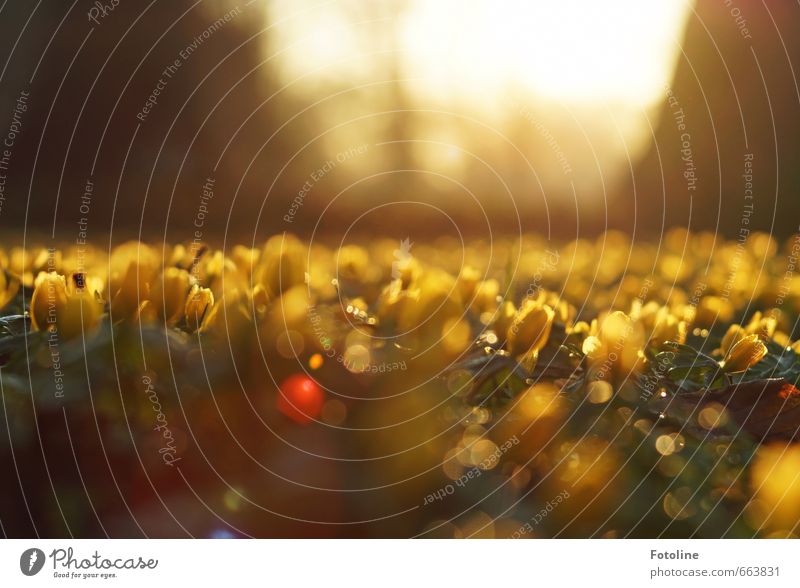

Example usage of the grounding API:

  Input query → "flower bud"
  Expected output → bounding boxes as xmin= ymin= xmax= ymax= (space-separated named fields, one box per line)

xmin=470 ymin=279 xmax=500 ymax=314
xmin=507 ymin=298 xmax=554 ymax=356
xmin=30 ymin=272 xmax=103 ymax=339
xmin=231 ymin=245 xmax=261 ymax=279
xmin=456 ymin=266 xmax=481 ymax=302
xmin=650 ymin=308 xmax=687 ymax=346
xmin=201 ymin=292 xmax=252 ymax=341
xmin=493 ymin=300 xmax=516 ymax=341
xmin=397 ymin=270 xmax=462 ymax=340
xmin=185 ymin=285 xmax=214 ymax=331
xmin=150 ymin=268 xmax=191 ymax=325
xmin=744 ymin=311 xmax=777 ymax=340
xmin=719 ymin=324 xmax=746 ymax=356
xmin=108 ymin=241 xmax=158 ymax=296
xmin=599 ymin=311 xmax=635 ymax=350
xmin=723 ymin=334 xmax=767 ymax=373
xmin=258 ymin=235 xmax=307 ymax=298
xmin=0 ymin=268 xmax=20 ymax=310
xmin=30 ymin=272 xmax=67 ymax=331
xmin=110 ymin=261 xmax=152 ymax=320
xmin=336 ymin=245 xmax=370 ymax=282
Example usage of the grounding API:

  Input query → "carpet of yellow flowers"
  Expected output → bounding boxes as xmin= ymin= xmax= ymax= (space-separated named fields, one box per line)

xmin=1 ymin=228 xmax=800 ymax=537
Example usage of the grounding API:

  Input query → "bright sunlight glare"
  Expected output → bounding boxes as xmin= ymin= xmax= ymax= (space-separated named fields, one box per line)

xmin=400 ymin=0 xmax=694 ymax=107
xmin=267 ymin=0 xmax=694 ymax=109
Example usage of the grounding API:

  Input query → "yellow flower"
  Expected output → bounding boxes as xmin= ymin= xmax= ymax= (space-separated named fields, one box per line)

xmin=649 ymin=307 xmax=687 ymax=346
xmin=549 ymin=297 xmax=576 ymax=327
xmin=744 ymin=311 xmax=777 ymax=340
xmin=10 ymin=247 xmax=53 ymax=287
xmin=184 ymin=285 xmax=214 ymax=331
xmin=569 ymin=320 xmax=591 ymax=337
xmin=151 ymin=268 xmax=192 ymax=325
xmin=719 ymin=324 xmax=746 ymax=356
xmin=493 ymin=300 xmax=516 ymax=340
xmin=469 ymin=279 xmax=500 ymax=314
xmin=108 ymin=241 xmax=159 ymax=297
xmin=599 ymin=311 xmax=635 ymax=350
xmin=258 ymin=234 xmax=307 ymax=298
xmin=30 ymin=272 xmax=66 ymax=331
xmin=231 ymin=245 xmax=261 ymax=279
xmin=692 ymin=296 xmax=733 ymax=329
xmin=397 ymin=269 xmax=463 ymax=343
xmin=167 ymin=243 xmax=189 ymax=268
xmin=336 ymin=245 xmax=370 ymax=282
xmin=393 ymin=255 xmax=420 ymax=289
xmin=30 ymin=272 xmax=103 ymax=339
xmin=110 ymin=261 xmax=152 ymax=320
xmin=0 ymin=269 xmax=20 ymax=310
xmin=198 ymin=251 xmax=247 ymax=298
xmin=455 ymin=266 xmax=481 ymax=302
xmin=583 ymin=311 xmax=645 ymax=376
xmin=507 ymin=298 xmax=554 ymax=356
xmin=201 ymin=290 xmax=252 ymax=340
xmin=107 ymin=242 xmax=159 ymax=320
xmin=722 ymin=334 xmax=767 ymax=373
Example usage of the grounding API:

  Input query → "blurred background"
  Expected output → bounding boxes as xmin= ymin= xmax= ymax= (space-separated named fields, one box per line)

xmin=0 ymin=0 xmax=797 ymax=242
xmin=2 ymin=0 xmax=800 ymax=540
